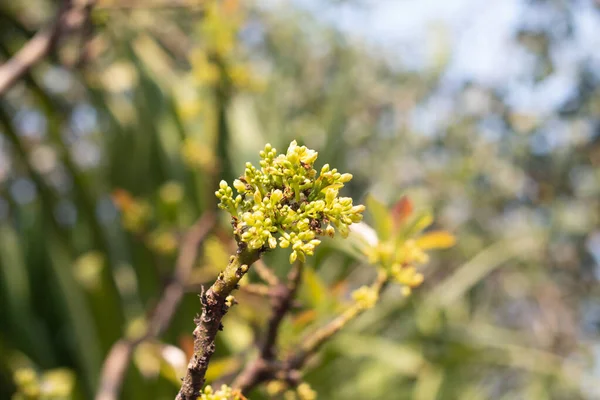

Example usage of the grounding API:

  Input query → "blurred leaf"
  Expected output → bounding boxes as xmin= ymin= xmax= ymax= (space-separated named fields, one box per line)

xmin=403 ymin=212 xmax=434 ymax=240
xmin=366 ymin=195 xmax=392 ymax=241
xmin=430 ymin=235 xmax=542 ymax=307
xmin=205 ymin=356 xmax=242 ymax=383
xmin=330 ymin=334 xmax=424 ymax=376
xmin=300 ymin=265 xmax=330 ymax=311
xmin=159 ymin=344 xmax=188 ymax=387
xmin=413 ymin=365 xmax=444 ymax=400
xmin=416 ymin=231 xmax=456 ymax=250
xmin=44 ymin=236 xmax=102 ymax=394
xmin=0 ymin=224 xmax=54 ymax=365
xmin=391 ymin=196 xmax=414 ymax=229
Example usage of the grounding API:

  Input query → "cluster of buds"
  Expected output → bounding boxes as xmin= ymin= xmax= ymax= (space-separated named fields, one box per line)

xmin=199 ymin=384 xmax=242 ymax=400
xmin=266 ymin=381 xmax=317 ymax=400
xmin=351 ymin=285 xmax=379 ymax=310
xmin=367 ymin=239 xmax=428 ymax=295
xmin=181 ymin=138 xmax=217 ymax=172
xmin=354 ymin=197 xmax=456 ymax=296
xmin=216 ymin=141 xmax=365 ymax=263
xmin=12 ymin=367 xmax=74 ymax=400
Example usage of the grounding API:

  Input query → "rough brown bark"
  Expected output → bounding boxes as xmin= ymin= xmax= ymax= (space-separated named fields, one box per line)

xmin=175 ymin=245 xmax=262 ymax=400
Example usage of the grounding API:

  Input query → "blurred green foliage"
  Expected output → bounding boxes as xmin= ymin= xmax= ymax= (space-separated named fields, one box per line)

xmin=1 ymin=0 xmax=599 ymax=399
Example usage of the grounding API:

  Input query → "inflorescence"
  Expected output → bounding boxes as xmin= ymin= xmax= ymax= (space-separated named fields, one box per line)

xmin=199 ymin=384 xmax=242 ymax=400
xmin=215 ymin=141 xmax=365 ymax=263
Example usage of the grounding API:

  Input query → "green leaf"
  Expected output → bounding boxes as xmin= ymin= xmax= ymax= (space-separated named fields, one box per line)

xmin=399 ymin=211 xmax=434 ymax=243
xmin=365 ymin=194 xmax=392 ymax=241
xmin=330 ymin=333 xmax=425 ymax=376
xmin=300 ymin=265 xmax=331 ymax=312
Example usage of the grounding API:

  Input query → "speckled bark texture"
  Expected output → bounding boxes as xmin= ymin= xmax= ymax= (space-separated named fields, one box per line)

xmin=175 ymin=245 xmax=261 ymax=400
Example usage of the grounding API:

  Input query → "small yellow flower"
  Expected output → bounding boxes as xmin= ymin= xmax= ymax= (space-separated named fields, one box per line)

xmin=266 ymin=380 xmax=287 ymax=396
xmin=352 ymin=285 xmax=379 ymax=309
xmin=297 ymin=383 xmax=317 ymax=400
xmin=352 ymin=195 xmax=456 ymax=295
xmin=199 ymin=384 xmax=242 ymax=400
xmin=159 ymin=181 xmax=184 ymax=206
xmin=191 ymin=50 xmax=221 ymax=85
xmin=181 ymin=139 xmax=217 ymax=172
xmin=391 ymin=264 xmax=424 ymax=288
xmin=148 ymin=230 xmax=178 ymax=255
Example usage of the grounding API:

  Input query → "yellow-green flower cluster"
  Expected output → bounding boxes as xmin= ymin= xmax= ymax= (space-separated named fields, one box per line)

xmin=266 ymin=381 xmax=317 ymax=400
xmin=12 ymin=367 xmax=75 ymax=400
xmin=356 ymin=197 xmax=456 ymax=296
xmin=366 ymin=239 xmax=428 ymax=295
xmin=351 ymin=285 xmax=379 ymax=309
xmin=216 ymin=141 xmax=365 ymax=263
xmin=199 ymin=384 xmax=242 ymax=400
xmin=159 ymin=181 xmax=184 ymax=206
xmin=147 ymin=229 xmax=178 ymax=255
xmin=181 ymin=138 xmax=217 ymax=172
xmin=296 ymin=383 xmax=317 ymax=400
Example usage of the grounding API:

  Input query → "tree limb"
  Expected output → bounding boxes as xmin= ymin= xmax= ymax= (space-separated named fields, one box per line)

xmin=232 ymin=262 xmax=304 ymax=393
xmin=232 ymin=270 xmax=389 ymax=395
xmin=175 ymin=244 xmax=263 ymax=400
xmin=253 ymin=259 xmax=281 ymax=287
xmin=0 ymin=0 xmax=95 ymax=95
xmin=95 ymin=212 xmax=216 ymax=400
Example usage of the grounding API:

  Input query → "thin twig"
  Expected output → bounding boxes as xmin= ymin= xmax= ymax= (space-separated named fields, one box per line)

xmin=0 ymin=0 xmax=96 ymax=95
xmin=232 ymin=262 xmax=304 ymax=393
xmin=289 ymin=271 xmax=388 ymax=369
xmin=253 ymin=259 xmax=281 ymax=286
xmin=240 ymin=283 xmax=272 ymax=298
xmin=95 ymin=212 xmax=216 ymax=400
xmin=232 ymin=270 xmax=389 ymax=395
xmin=94 ymin=339 xmax=140 ymax=400
xmin=263 ymin=262 xmax=304 ymax=359
xmin=150 ymin=212 xmax=217 ymax=337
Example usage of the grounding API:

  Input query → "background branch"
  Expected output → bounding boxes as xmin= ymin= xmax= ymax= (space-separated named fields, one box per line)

xmin=232 ymin=262 xmax=304 ymax=393
xmin=232 ymin=270 xmax=389 ymax=395
xmin=288 ymin=271 xmax=389 ymax=370
xmin=253 ymin=259 xmax=281 ymax=287
xmin=0 ymin=0 xmax=95 ymax=95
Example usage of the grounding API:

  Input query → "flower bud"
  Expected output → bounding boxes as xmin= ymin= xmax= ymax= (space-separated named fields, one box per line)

xmin=253 ymin=190 xmax=262 ymax=204
xmin=268 ymin=236 xmax=277 ymax=249
xmin=233 ymin=179 xmax=246 ymax=192
xmin=325 ymin=188 xmax=337 ymax=205
xmin=325 ymin=224 xmax=335 ymax=237
xmin=338 ymin=224 xmax=349 ymax=238
xmin=271 ymin=189 xmax=283 ymax=204
xmin=339 ymin=173 xmax=353 ymax=183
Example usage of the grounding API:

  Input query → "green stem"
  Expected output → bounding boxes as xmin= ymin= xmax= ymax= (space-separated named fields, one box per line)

xmin=289 ymin=270 xmax=388 ymax=370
